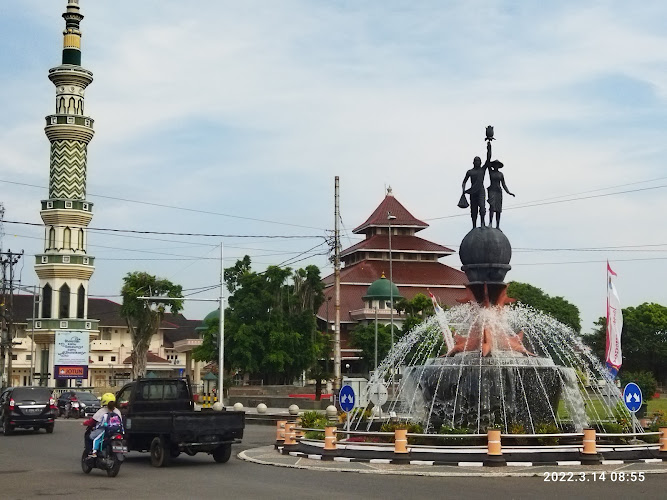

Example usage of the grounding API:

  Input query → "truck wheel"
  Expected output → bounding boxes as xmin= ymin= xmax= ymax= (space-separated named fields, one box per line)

xmin=150 ymin=436 xmax=171 ymax=467
xmin=45 ymin=424 xmax=54 ymax=434
xmin=212 ymin=444 xmax=232 ymax=463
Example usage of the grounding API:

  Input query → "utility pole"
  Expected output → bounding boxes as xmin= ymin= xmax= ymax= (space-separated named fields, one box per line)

xmin=333 ymin=176 xmax=341 ymax=391
xmin=1 ymin=249 xmax=23 ymax=387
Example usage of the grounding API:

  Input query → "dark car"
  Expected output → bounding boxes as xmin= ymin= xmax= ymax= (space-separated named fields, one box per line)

xmin=0 ymin=386 xmax=57 ymax=435
xmin=57 ymin=391 xmax=101 ymax=418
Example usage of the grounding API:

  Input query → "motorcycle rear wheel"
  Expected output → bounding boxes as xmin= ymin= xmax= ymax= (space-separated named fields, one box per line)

xmin=81 ymin=450 xmax=93 ymax=474
xmin=107 ymin=453 xmax=122 ymax=477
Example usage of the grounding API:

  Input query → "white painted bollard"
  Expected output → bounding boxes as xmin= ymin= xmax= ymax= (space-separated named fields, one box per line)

xmin=212 ymin=402 xmax=224 ymax=411
xmin=233 ymin=402 xmax=244 ymax=411
xmin=288 ymin=404 xmax=300 ymax=415
xmin=257 ymin=403 xmax=268 ymax=414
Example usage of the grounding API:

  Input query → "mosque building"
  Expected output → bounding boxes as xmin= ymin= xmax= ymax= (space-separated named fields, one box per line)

xmin=318 ymin=188 xmax=468 ymax=369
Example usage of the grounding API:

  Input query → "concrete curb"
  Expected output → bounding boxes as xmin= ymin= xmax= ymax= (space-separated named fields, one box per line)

xmin=238 ymin=446 xmax=667 ymax=477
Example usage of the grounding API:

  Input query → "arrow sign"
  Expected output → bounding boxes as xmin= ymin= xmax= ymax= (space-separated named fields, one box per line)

xmin=622 ymin=382 xmax=643 ymax=413
xmin=339 ymin=385 xmax=356 ymax=412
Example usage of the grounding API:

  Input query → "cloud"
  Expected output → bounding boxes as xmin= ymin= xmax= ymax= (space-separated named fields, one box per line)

xmin=2 ymin=0 xmax=667 ymax=327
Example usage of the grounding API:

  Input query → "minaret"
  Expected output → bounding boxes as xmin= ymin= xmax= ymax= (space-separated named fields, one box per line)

xmin=30 ymin=0 xmax=98 ymax=385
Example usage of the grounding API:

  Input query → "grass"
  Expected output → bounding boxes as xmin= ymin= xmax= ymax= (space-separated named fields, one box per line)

xmin=556 ymin=394 xmax=666 ymax=421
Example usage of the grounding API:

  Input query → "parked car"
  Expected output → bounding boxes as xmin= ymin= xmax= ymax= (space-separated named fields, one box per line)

xmin=57 ymin=391 xmax=101 ymax=418
xmin=0 ymin=386 xmax=57 ymax=435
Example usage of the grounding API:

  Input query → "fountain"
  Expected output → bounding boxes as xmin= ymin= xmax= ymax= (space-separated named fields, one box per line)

xmin=354 ymin=127 xmax=636 ymax=437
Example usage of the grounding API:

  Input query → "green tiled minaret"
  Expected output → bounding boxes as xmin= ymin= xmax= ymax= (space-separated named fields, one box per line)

xmin=31 ymin=1 xmax=99 ymax=384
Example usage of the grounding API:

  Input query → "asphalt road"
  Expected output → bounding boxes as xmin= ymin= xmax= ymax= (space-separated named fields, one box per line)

xmin=0 ymin=418 xmax=665 ymax=500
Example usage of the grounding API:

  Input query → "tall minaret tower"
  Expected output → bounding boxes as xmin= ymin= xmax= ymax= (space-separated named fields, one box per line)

xmin=30 ymin=0 xmax=99 ymax=386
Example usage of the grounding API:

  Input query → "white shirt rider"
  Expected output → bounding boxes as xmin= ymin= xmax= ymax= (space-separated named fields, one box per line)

xmin=92 ymin=407 xmax=122 ymax=428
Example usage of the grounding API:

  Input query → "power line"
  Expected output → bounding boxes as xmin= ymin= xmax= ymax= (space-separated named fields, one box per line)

xmin=0 ymin=179 xmax=327 ymax=231
xmin=513 ymin=256 xmax=667 ymax=266
xmin=2 ymin=219 xmax=327 ymax=239
xmin=425 ymin=183 xmax=667 ymax=221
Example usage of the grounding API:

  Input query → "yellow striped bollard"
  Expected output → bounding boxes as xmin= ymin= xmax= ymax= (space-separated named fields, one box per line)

xmin=283 ymin=422 xmax=297 ymax=450
xmin=275 ymin=420 xmax=286 ymax=449
xmin=581 ymin=428 xmax=601 ymax=464
xmin=483 ymin=428 xmax=506 ymax=467
xmin=321 ymin=426 xmax=337 ymax=460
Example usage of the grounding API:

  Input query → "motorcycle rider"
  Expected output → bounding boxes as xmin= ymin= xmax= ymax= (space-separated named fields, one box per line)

xmin=83 ymin=393 xmax=123 ymax=458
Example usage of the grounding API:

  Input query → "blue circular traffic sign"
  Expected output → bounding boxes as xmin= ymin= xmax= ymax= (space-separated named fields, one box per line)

xmin=623 ymin=382 xmax=643 ymax=413
xmin=339 ymin=385 xmax=356 ymax=412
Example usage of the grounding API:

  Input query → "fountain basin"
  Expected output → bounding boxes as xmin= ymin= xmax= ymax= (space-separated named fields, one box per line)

xmin=403 ymin=353 xmax=563 ymax=433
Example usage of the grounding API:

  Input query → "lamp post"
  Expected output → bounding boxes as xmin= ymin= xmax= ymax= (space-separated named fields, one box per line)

xmin=325 ymin=296 xmax=331 ymax=386
xmin=374 ymin=306 xmax=378 ymax=372
xmin=387 ymin=211 xmax=397 ymax=371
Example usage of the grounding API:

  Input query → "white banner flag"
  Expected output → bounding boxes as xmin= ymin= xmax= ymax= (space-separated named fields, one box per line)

xmin=605 ymin=262 xmax=623 ymax=377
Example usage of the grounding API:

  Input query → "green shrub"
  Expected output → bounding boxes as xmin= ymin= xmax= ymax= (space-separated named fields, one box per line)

xmin=644 ymin=410 xmax=667 ymax=444
xmin=438 ymin=425 xmax=472 ymax=445
xmin=301 ymin=410 xmax=328 ymax=440
xmin=535 ymin=422 xmax=560 ymax=446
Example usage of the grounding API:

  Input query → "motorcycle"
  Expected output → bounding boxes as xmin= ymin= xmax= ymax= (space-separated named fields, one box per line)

xmin=64 ymin=400 xmax=81 ymax=419
xmin=81 ymin=423 xmax=127 ymax=477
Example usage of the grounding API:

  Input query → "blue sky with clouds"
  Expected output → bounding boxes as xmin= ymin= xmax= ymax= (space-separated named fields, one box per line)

xmin=1 ymin=0 xmax=666 ymax=331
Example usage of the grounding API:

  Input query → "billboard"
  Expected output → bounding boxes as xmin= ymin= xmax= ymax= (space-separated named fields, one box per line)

xmin=54 ymin=330 xmax=89 ymax=380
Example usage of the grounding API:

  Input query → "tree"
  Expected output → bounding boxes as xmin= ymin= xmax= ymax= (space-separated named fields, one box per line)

xmin=506 ymin=281 xmax=581 ymax=333
xmin=194 ymin=257 xmax=325 ymax=385
xmin=395 ymin=293 xmax=435 ymax=334
xmin=582 ymin=302 xmax=667 ymax=384
xmin=120 ymin=272 xmax=183 ymax=379
xmin=349 ymin=322 xmax=398 ymax=372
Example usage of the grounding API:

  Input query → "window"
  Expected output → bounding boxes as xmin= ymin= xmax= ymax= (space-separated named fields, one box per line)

xmin=48 ymin=227 xmax=56 ymax=249
xmin=138 ymin=382 xmax=163 ymax=401
xmin=77 ymin=285 xmax=85 ymax=319
xmin=101 ymin=330 xmax=111 ymax=341
xmin=116 ymin=385 xmax=133 ymax=407
xmin=11 ymin=355 xmax=17 ymax=361
xmin=26 ymin=355 xmax=32 ymax=361
xmin=59 ymin=284 xmax=70 ymax=318
xmin=63 ymin=227 xmax=71 ymax=249
xmin=42 ymin=284 xmax=52 ymax=318
xmin=78 ymin=229 xmax=84 ymax=250
xmin=98 ymin=356 xmax=104 ymax=362
xmin=111 ymin=356 xmax=116 ymax=362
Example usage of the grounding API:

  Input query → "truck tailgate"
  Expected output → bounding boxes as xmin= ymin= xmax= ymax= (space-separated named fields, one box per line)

xmin=171 ymin=411 xmax=245 ymax=443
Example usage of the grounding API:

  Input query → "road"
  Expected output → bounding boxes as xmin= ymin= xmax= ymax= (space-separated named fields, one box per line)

xmin=0 ymin=418 xmax=665 ymax=499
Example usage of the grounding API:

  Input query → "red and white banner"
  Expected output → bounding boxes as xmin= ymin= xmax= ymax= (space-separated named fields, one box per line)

xmin=605 ymin=262 xmax=623 ymax=377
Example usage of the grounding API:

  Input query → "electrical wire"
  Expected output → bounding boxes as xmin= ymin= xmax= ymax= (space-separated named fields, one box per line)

xmin=2 ymin=219 xmax=327 ymax=239
xmin=0 ymin=179 xmax=327 ymax=231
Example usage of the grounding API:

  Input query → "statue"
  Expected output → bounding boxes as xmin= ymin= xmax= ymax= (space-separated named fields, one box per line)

xmin=487 ymin=159 xmax=514 ymax=229
xmin=459 ymin=126 xmax=515 ymax=229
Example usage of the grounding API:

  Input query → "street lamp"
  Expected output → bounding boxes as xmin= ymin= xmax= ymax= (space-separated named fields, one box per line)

xmin=387 ymin=211 xmax=397 ymax=357
xmin=374 ymin=306 xmax=378 ymax=373
xmin=387 ymin=211 xmax=397 ymax=390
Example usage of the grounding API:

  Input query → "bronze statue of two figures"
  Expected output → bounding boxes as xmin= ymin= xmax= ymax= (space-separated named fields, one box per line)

xmin=459 ymin=126 xmax=515 ymax=229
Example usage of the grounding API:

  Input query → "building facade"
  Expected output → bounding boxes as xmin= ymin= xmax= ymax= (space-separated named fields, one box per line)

xmin=10 ymin=295 xmax=203 ymax=390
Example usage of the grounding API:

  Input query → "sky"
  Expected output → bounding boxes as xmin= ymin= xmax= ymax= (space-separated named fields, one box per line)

xmin=1 ymin=0 xmax=666 ymax=333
